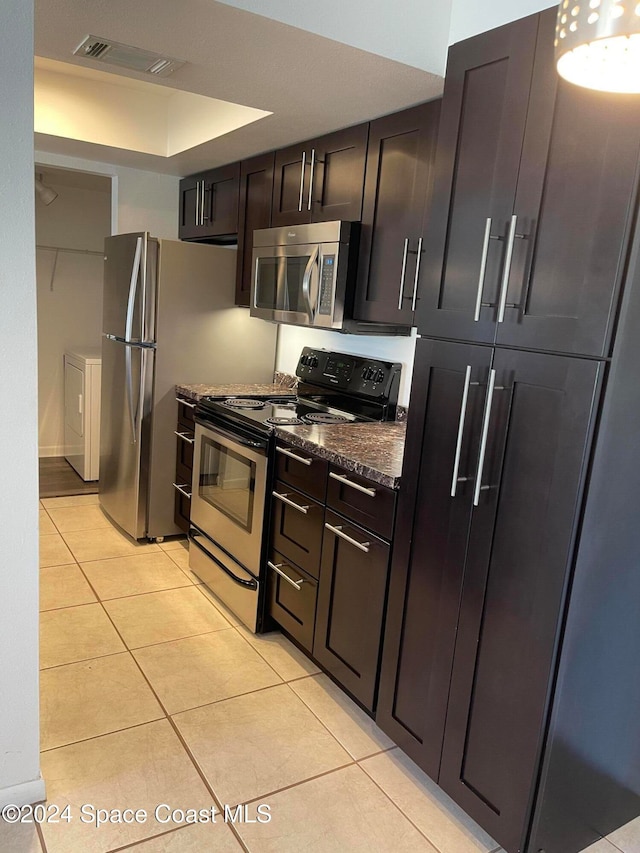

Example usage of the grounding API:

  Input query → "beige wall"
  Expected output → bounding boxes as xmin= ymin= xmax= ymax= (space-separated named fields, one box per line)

xmin=36 ymin=181 xmax=111 ymax=456
xmin=0 ymin=0 xmax=45 ymax=809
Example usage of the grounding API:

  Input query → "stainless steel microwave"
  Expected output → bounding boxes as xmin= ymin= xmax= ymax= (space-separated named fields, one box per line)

xmin=250 ymin=221 xmax=359 ymax=330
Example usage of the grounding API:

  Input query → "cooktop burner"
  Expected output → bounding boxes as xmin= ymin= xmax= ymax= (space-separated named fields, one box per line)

xmin=222 ymin=398 xmax=265 ymax=409
xmin=266 ymin=416 xmax=305 ymax=426
xmin=304 ymin=412 xmax=349 ymax=425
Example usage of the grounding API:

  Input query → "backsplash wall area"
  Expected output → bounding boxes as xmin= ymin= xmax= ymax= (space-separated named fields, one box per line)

xmin=275 ymin=324 xmax=418 ymax=408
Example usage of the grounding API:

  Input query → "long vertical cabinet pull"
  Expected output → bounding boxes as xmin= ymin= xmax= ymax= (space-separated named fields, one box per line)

xmin=474 ymin=218 xmax=494 ymax=322
xmin=473 ymin=368 xmax=497 ymax=506
xmin=307 ymin=148 xmax=316 ymax=211
xmin=411 ymin=237 xmax=424 ymax=312
xmin=200 ymin=180 xmax=207 ymax=225
xmin=195 ymin=181 xmax=200 ymax=227
xmin=397 ymin=238 xmax=410 ymax=309
xmin=298 ymin=151 xmax=307 ymax=212
xmin=497 ymin=215 xmax=518 ymax=322
xmin=450 ymin=365 xmax=473 ymax=497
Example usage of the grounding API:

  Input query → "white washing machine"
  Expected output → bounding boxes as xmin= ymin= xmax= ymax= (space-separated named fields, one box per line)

xmin=64 ymin=348 xmax=102 ymax=481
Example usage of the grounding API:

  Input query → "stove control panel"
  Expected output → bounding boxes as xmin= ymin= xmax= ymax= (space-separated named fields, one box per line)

xmin=296 ymin=347 xmax=401 ymax=402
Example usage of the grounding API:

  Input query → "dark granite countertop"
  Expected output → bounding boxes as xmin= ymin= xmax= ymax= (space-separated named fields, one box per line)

xmin=275 ymin=421 xmax=406 ymax=489
xmin=176 ymin=383 xmax=295 ymax=402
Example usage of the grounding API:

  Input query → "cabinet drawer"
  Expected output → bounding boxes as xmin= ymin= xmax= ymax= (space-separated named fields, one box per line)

xmin=270 ymin=483 xmax=324 ymax=579
xmin=175 ymin=427 xmax=195 ymax=469
xmin=173 ymin=470 xmax=192 ymax=534
xmin=314 ymin=510 xmax=391 ymax=711
xmin=326 ymin=465 xmax=396 ymax=540
xmin=275 ymin=442 xmax=328 ymax=501
xmin=267 ymin=551 xmax=318 ymax=652
xmin=176 ymin=396 xmax=196 ymax=429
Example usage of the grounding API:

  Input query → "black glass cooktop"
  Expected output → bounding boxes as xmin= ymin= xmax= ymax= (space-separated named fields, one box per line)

xmin=199 ymin=395 xmax=363 ymax=431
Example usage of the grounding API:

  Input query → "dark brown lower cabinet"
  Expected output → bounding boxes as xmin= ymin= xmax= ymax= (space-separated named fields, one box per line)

xmin=267 ymin=550 xmax=318 ymax=652
xmin=313 ymin=510 xmax=391 ymax=711
xmin=377 ymin=338 xmax=602 ymax=853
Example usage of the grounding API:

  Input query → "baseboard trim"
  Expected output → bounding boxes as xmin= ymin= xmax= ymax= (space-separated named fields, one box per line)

xmin=39 ymin=448 xmax=65 ymax=458
xmin=0 ymin=776 xmax=47 ymax=809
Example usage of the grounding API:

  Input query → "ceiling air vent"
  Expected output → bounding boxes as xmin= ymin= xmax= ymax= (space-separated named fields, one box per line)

xmin=72 ymin=35 xmax=186 ymax=77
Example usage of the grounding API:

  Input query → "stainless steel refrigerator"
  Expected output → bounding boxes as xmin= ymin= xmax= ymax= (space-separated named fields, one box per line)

xmin=99 ymin=232 xmax=278 ymax=541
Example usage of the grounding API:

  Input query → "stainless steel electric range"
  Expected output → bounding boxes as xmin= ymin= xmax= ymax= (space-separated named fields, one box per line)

xmin=188 ymin=347 xmax=401 ymax=632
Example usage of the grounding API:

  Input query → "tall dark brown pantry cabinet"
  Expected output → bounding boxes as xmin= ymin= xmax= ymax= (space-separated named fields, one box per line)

xmin=377 ymin=7 xmax=640 ymax=853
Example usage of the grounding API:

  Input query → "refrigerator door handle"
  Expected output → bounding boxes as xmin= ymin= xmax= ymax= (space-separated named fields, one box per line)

xmin=125 ymin=236 xmax=143 ymax=343
xmin=125 ymin=344 xmax=137 ymax=444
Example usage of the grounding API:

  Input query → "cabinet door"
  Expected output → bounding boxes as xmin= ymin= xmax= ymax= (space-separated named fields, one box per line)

xmin=272 ymin=143 xmax=311 ymax=226
xmin=236 ymin=153 xmax=274 ymax=306
xmin=314 ymin=510 xmax=390 ymax=711
xmin=270 ymin=483 xmax=324 ymax=579
xmin=416 ymin=14 xmax=541 ymax=343
xmin=497 ymin=20 xmax=640 ymax=355
xmin=311 ymin=123 xmax=368 ymax=222
xmin=178 ymin=175 xmax=205 ymax=240
xmin=354 ymin=102 xmax=440 ymax=326
xmin=376 ymin=339 xmax=492 ymax=777
xmin=203 ymin=162 xmax=240 ymax=238
xmin=439 ymin=348 xmax=601 ymax=853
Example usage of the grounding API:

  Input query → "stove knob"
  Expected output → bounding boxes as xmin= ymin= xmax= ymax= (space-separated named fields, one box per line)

xmin=376 ymin=369 xmax=385 ymax=384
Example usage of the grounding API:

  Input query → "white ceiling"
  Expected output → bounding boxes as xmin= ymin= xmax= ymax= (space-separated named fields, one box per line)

xmin=34 ymin=0 xmax=444 ymax=177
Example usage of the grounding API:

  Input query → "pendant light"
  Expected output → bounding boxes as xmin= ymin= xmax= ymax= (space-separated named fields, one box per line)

xmin=555 ymin=0 xmax=640 ymax=93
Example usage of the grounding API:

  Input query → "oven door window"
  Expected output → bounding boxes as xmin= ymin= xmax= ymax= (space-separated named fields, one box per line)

xmin=198 ymin=435 xmax=256 ymax=532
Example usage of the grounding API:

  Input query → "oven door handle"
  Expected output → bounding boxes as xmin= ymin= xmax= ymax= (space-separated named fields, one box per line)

xmin=189 ymin=530 xmax=258 ymax=590
xmin=194 ymin=418 xmax=268 ymax=451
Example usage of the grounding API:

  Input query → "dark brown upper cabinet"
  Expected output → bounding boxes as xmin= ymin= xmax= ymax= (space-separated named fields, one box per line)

xmin=235 ymin=152 xmax=274 ymax=307
xmin=353 ymin=101 xmax=441 ymax=327
xmin=178 ymin=162 xmax=240 ymax=242
xmin=271 ymin=124 xmax=369 ymax=227
xmin=416 ymin=9 xmax=640 ymax=357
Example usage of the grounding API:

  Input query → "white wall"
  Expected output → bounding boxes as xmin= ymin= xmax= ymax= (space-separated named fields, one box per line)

xmin=449 ymin=0 xmax=555 ymax=44
xmin=36 ymin=182 xmax=111 ymax=456
xmin=217 ymin=0 xmax=454 ymax=75
xmin=34 ymin=151 xmax=181 ymax=239
xmin=0 ymin=0 xmax=46 ymax=809
xmin=276 ymin=326 xmax=418 ymax=409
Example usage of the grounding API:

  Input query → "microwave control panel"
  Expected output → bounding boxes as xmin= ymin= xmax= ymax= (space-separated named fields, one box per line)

xmin=317 ymin=255 xmax=336 ymax=315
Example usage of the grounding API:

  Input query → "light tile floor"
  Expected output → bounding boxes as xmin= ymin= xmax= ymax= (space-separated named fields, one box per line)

xmin=0 ymin=495 xmax=637 ymax=853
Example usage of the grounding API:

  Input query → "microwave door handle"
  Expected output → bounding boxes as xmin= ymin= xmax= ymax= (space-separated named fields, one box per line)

xmin=302 ymin=246 xmax=319 ymax=323
xmin=276 ymin=255 xmax=288 ymax=312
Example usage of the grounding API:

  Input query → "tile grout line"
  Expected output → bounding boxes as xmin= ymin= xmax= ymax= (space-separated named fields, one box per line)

xmin=102 ymin=822 xmax=209 ymax=853
xmin=355 ymin=759 xmax=444 ymax=852
xmin=238 ymin=758 xmax=358 ymax=808
xmin=74 ymin=560 xmax=250 ymax=852
xmin=40 ymin=716 xmax=167 ymax=754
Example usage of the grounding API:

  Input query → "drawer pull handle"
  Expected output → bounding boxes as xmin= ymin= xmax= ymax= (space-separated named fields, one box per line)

xmin=268 ymin=561 xmax=305 ymax=591
xmin=324 ymin=522 xmax=370 ymax=553
xmin=272 ymin=491 xmax=310 ymax=514
xmin=173 ymin=483 xmax=192 ymax=500
xmin=276 ymin=446 xmax=313 ymax=466
xmin=329 ymin=472 xmax=376 ymax=497
xmin=175 ymin=397 xmax=197 ymax=409
xmin=174 ymin=430 xmax=195 ymax=445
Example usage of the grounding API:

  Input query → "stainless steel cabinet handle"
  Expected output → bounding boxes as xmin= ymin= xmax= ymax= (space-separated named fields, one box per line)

xmin=473 ymin=368 xmax=496 ymax=507
xmin=307 ymin=148 xmax=316 ymax=211
xmin=268 ymin=561 xmax=305 ymax=591
xmin=276 ymin=446 xmax=313 ymax=466
xmin=497 ymin=214 xmax=518 ymax=323
xmin=272 ymin=491 xmax=310 ymax=514
xmin=474 ymin=218 xmax=493 ymax=322
xmin=450 ymin=365 xmax=472 ymax=498
xmin=200 ymin=180 xmax=207 ymax=225
xmin=410 ymin=236 xmax=423 ymax=312
xmin=173 ymin=483 xmax=192 ymax=500
xmin=329 ymin=471 xmax=376 ymax=497
xmin=324 ymin=522 xmax=370 ymax=553
xmin=195 ymin=181 xmax=200 ymax=227
xmin=174 ymin=430 xmax=195 ymax=445
xmin=298 ymin=150 xmax=307 ymax=212
xmin=397 ymin=238 xmax=410 ymax=310
xmin=175 ymin=397 xmax=197 ymax=408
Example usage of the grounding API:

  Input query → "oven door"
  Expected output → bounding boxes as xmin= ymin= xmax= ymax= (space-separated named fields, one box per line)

xmin=251 ymin=243 xmax=339 ymax=328
xmin=191 ymin=420 xmax=268 ymax=575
